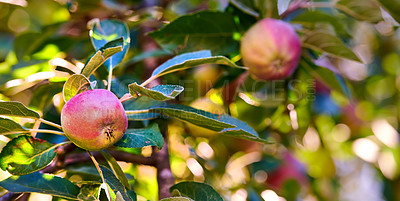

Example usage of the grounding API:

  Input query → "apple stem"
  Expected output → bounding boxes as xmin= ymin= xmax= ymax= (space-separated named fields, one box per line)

xmin=39 ymin=118 xmax=62 ymax=130
xmin=88 ymin=151 xmax=106 ymax=183
xmin=1 ymin=129 xmax=65 ymax=136
xmin=107 ymin=65 xmax=113 ymax=91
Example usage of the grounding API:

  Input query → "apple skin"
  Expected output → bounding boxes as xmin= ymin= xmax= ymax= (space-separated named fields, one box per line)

xmin=241 ymin=18 xmax=301 ymax=81
xmin=61 ymin=89 xmax=128 ymax=151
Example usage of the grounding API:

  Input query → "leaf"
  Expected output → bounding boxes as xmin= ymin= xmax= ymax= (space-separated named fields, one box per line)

xmin=30 ymin=81 xmax=64 ymax=110
xmin=101 ymin=150 xmax=131 ymax=190
xmin=292 ymin=10 xmax=350 ymax=36
xmin=89 ymin=19 xmax=130 ymax=70
xmin=124 ymin=49 xmax=172 ymax=66
xmin=123 ymin=96 xmax=166 ymax=120
xmin=78 ymin=184 xmax=101 ymax=201
xmin=301 ymin=59 xmax=351 ymax=98
xmin=0 ymin=135 xmax=57 ymax=175
xmin=100 ymin=165 xmax=133 ymax=201
xmin=302 ymin=30 xmax=361 ymax=62
xmin=230 ymin=0 xmax=260 ymax=17
xmin=127 ymin=190 xmax=137 ymax=201
xmin=0 ymin=172 xmax=80 ymax=199
xmin=115 ymin=123 xmax=164 ymax=149
xmin=81 ymin=37 xmax=124 ymax=77
xmin=0 ymin=117 xmax=27 ymax=135
xmin=149 ymin=11 xmax=239 ymax=55
xmin=160 ymin=197 xmax=194 ymax=201
xmin=63 ymin=74 xmax=92 ymax=102
xmin=0 ymin=101 xmax=40 ymax=119
xmin=336 ymin=0 xmax=383 ymax=23
xmin=170 ymin=181 xmax=223 ymax=201
xmin=129 ymin=83 xmax=184 ymax=101
xmin=378 ymin=0 xmax=400 ymax=23
xmin=147 ymin=105 xmax=269 ymax=143
xmin=151 ymin=50 xmax=243 ymax=78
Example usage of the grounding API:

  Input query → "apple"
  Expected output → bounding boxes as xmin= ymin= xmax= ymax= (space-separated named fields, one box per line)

xmin=186 ymin=98 xmax=225 ymax=137
xmin=61 ymin=89 xmax=128 ymax=151
xmin=267 ymin=152 xmax=309 ymax=191
xmin=240 ymin=18 xmax=301 ymax=81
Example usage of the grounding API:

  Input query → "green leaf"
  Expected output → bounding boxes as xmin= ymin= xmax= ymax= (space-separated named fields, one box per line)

xmin=147 ymin=105 xmax=268 ymax=143
xmin=78 ymin=184 xmax=101 ymax=201
xmin=301 ymin=59 xmax=351 ymax=98
xmin=302 ymin=30 xmax=361 ymax=62
xmin=124 ymin=49 xmax=172 ymax=66
xmin=115 ymin=123 xmax=164 ymax=149
xmin=81 ymin=37 xmax=124 ymax=77
xmin=100 ymin=165 xmax=133 ymax=201
xmin=170 ymin=181 xmax=223 ymax=201
xmin=0 ymin=135 xmax=57 ymax=175
xmin=0 ymin=172 xmax=80 ymax=199
xmin=230 ymin=0 xmax=259 ymax=17
xmin=378 ymin=0 xmax=400 ymax=23
xmin=160 ymin=198 xmax=194 ymax=201
xmin=123 ymin=96 xmax=166 ymax=120
xmin=336 ymin=0 xmax=383 ymax=23
xmin=101 ymin=150 xmax=131 ymax=190
xmin=151 ymin=50 xmax=243 ymax=78
xmin=0 ymin=117 xmax=27 ymax=135
xmin=129 ymin=83 xmax=184 ymax=101
xmin=0 ymin=101 xmax=40 ymax=119
xmin=89 ymin=19 xmax=130 ymax=70
xmin=231 ymin=0 xmax=280 ymax=18
xmin=292 ymin=10 xmax=350 ymax=36
xmin=149 ymin=11 xmax=239 ymax=55
xmin=63 ymin=74 xmax=92 ymax=102
xmin=127 ymin=190 xmax=137 ymax=201
xmin=30 ymin=81 xmax=64 ymax=110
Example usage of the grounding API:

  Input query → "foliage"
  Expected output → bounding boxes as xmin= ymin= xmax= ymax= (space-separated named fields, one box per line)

xmin=0 ymin=0 xmax=399 ymax=200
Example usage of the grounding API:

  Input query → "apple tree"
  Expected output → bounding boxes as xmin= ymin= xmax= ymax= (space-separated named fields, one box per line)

xmin=0 ymin=0 xmax=399 ymax=200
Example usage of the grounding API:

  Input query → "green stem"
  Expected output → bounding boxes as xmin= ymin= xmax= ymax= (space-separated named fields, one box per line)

xmin=1 ymin=129 xmax=65 ymax=136
xmin=88 ymin=151 xmax=106 ymax=183
xmin=140 ymin=75 xmax=159 ymax=87
xmin=39 ymin=118 xmax=62 ymax=130
xmin=301 ymin=2 xmax=335 ymax=8
xmin=125 ymin=109 xmax=151 ymax=114
xmin=107 ymin=65 xmax=113 ymax=91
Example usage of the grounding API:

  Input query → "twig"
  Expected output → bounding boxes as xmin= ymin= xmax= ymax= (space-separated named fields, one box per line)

xmin=154 ymin=133 xmax=174 ymax=199
xmin=1 ymin=129 xmax=65 ymax=136
xmin=107 ymin=64 xmax=113 ymax=91
xmin=38 ymin=118 xmax=62 ymax=130
xmin=125 ymin=109 xmax=151 ymax=115
xmin=63 ymin=150 xmax=157 ymax=167
xmin=41 ymin=143 xmax=76 ymax=173
xmin=120 ymin=93 xmax=133 ymax=103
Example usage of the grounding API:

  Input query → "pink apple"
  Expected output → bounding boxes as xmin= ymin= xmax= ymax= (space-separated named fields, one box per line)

xmin=241 ymin=18 xmax=301 ymax=80
xmin=61 ymin=89 xmax=128 ymax=151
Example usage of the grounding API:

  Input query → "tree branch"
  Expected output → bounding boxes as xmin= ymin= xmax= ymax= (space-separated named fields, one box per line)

xmin=154 ymin=134 xmax=174 ymax=199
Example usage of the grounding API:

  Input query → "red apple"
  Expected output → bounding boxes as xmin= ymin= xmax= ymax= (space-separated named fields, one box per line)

xmin=61 ymin=89 xmax=128 ymax=151
xmin=267 ymin=152 xmax=309 ymax=191
xmin=241 ymin=18 xmax=301 ymax=81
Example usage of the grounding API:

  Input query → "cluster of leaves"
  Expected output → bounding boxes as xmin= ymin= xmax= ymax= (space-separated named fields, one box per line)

xmin=0 ymin=0 xmax=400 ymax=200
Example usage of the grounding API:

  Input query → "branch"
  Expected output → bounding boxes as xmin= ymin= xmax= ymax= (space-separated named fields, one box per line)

xmin=154 ymin=133 xmax=174 ymax=199
xmin=63 ymin=150 xmax=157 ymax=167
xmin=38 ymin=118 xmax=62 ymax=130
